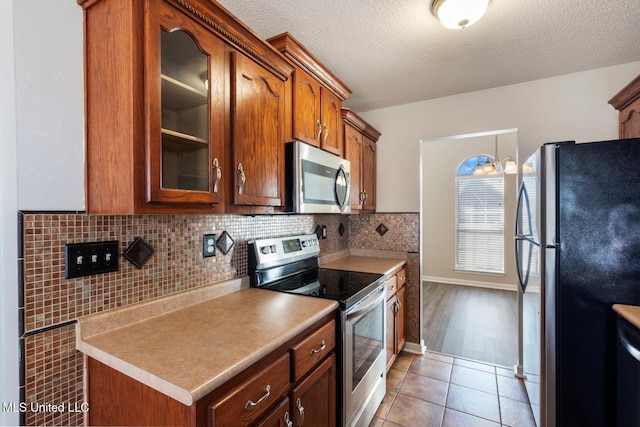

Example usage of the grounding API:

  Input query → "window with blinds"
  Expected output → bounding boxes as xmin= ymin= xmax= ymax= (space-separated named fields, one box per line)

xmin=455 ymin=164 xmax=505 ymax=274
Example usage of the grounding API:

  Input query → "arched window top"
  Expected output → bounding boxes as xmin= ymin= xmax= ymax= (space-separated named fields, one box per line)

xmin=457 ymin=155 xmax=503 ymax=176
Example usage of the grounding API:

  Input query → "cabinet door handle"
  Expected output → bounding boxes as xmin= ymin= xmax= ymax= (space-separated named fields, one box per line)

xmin=310 ymin=340 xmax=326 ymax=355
xmin=360 ymin=191 xmax=365 ymax=201
xmin=323 ymin=123 xmax=329 ymax=143
xmin=316 ymin=120 xmax=322 ymax=140
xmin=244 ymin=384 xmax=270 ymax=410
xmin=237 ymin=163 xmax=245 ymax=195
xmin=363 ymin=190 xmax=367 ymax=204
xmin=212 ymin=158 xmax=221 ymax=194
xmin=284 ymin=411 xmax=293 ymax=427
xmin=296 ymin=398 xmax=305 ymax=427
xmin=396 ymin=298 xmax=402 ymax=310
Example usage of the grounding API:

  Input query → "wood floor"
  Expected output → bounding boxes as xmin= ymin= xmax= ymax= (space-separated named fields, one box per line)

xmin=422 ymin=282 xmax=518 ymax=368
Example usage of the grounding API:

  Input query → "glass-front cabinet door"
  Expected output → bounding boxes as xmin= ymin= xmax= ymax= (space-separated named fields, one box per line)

xmin=146 ymin=1 xmax=224 ymax=205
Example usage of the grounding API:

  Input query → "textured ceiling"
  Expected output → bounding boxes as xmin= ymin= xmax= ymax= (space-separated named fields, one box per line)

xmin=216 ymin=0 xmax=640 ymax=113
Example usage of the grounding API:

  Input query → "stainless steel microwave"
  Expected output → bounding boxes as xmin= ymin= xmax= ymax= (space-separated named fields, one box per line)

xmin=285 ymin=140 xmax=351 ymax=214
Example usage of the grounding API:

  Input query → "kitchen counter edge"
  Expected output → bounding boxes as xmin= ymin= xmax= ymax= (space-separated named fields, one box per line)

xmin=613 ymin=304 xmax=640 ymax=330
xmin=319 ymin=250 xmax=407 ymax=278
xmin=76 ymin=279 xmax=338 ymax=406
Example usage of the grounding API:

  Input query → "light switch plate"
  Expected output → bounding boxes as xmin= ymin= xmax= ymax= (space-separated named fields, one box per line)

xmin=64 ymin=240 xmax=119 ymax=278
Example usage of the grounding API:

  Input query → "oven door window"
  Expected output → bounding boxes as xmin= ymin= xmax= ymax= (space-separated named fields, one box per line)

xmin=351 ymin=300 xmax=384 ymax=391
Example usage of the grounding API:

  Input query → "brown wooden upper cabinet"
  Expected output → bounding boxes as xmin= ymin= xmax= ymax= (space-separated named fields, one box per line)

xmin=146 ymin=2 xmax=225 ymax=206
xmin=609 ymin=74 xmax=640 ymax=139
xmin=231 ymin=53 xmax=286 ymax=208
xmin=268 ymin=33 xmax=352 ymax=156
xmin=79 ymin=0 xmax=292 ymax=214
xmin=342 ymin=109 xmax=381 ymax=213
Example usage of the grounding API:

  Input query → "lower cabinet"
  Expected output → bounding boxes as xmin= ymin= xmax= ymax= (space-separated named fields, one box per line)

xmin=254 ymin=354 xmax=335 ymax=427
xmin=210 ymin=318 xmax=336 ymax=427
xmin=289 ymin=355 xmax=336 ymax=427
xmin=86 ymin=316 xmax=336 ymax=427
xmin=209 ymin=353 xmax=291 ymax=426
xmin=255 ymin=397 xmax=292 ymax=427
xmin=386 ymin=267 xmax=407 ymax=371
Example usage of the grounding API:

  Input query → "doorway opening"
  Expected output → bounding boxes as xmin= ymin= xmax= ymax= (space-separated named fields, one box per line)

xmin=419 ymin=129 xmax=520 ymax=368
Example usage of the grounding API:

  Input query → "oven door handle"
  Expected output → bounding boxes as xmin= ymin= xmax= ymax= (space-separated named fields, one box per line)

xmin=346 ymin=286 xmax=385 ymax=320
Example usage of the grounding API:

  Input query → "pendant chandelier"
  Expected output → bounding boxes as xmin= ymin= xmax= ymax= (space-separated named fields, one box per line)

xmin=473 ymin=135 xmax=517 ymax=175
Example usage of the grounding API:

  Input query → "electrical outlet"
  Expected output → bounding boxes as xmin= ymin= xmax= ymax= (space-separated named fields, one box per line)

xmin=321 ymin=225 xmax=327 ymax=239
xmin=203 ymin=234 xmax=216 ymax=258
xmin=64 ymin=240 xmax=119 ymax=279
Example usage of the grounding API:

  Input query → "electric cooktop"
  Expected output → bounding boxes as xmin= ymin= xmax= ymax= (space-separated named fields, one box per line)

xmin=261 ymin=267 xmax=385 ymax=309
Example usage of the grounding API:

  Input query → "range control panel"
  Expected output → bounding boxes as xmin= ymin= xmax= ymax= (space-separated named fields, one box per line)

xmin=249 ymin=234 xmax=320 ymax=270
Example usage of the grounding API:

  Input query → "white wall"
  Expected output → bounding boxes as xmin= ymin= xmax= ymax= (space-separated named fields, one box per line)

xmin=422 ymin=131 xmax=519 ymax=288
xmin=361 ymin=61 xmax=640 ymax=213
xmin=1 ymin=1 xmax=19 ymax=424
xmin=14 ymin=0 xmax=84 ymax=210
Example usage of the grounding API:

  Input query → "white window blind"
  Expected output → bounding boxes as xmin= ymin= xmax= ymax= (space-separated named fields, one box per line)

xmin=455 ymin=175 xmax=505 ymax=273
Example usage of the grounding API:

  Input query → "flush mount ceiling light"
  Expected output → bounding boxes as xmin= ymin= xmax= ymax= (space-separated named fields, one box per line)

xmin=432 ymin=0 xmax=490 ymax=29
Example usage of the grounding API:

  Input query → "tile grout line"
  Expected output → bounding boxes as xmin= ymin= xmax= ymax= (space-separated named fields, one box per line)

xmin=495 ymin=368 xmax=503 ymax=425
xmin=442 ymin=367 xmax=452 ymax=427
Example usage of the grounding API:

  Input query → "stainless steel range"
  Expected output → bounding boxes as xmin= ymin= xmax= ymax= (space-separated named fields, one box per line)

xmin=248 ymin=234 xmax=387 ymax=427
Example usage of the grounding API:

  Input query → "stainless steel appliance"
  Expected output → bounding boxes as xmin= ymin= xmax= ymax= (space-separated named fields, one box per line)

xmin=285 ymin=140 xmax=351 ymax=214
xmin=249 ymin=234 xmax=387 ymax=427
xmin=515 ymin=138 xmax=640 ymax=427
xmin=616 ymin=315 xmax=640 ymax=426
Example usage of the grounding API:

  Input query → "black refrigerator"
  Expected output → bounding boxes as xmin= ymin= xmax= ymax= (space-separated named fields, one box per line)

xmin=515 ymin=138 xmax=640 ymax=427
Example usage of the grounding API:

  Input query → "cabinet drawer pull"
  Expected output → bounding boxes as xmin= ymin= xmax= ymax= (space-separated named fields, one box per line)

xmin=213 ymin=158 xmax=221 ymax=194
xmin=244 ymin=384 xmax=270 ymax=410
xmin=237 ymin=163 xmax=245 ymax=195
xmin=310 ymin=340 xmax=326 ymax=355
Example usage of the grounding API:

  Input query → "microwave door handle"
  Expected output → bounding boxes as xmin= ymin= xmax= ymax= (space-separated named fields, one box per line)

xmin=335 ymin=165 xmax=350 ymax=211
xmin=343 ymin=170 xmax=351 ymax=210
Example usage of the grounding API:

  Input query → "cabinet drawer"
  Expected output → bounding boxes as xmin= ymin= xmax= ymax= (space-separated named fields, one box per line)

xmin=397 ymin=267 xmax=407 ymax=288
xmin=291 ymin=319 xmax=336 ymax=382
xmin=209 ymin=353 xmax=290 ymax=426
xmin=385 ymin=275 xmax=398 ymax=300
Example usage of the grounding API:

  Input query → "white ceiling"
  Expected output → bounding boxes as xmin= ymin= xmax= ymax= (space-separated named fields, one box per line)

xmin=216 ymin=0 xmax=640 ymax=113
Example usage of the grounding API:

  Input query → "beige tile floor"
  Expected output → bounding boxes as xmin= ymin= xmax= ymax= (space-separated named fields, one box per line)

xmin=370 ymin=351 xmax=539 ymax=427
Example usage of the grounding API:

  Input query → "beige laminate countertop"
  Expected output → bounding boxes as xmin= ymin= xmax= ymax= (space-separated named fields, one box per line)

xmin=77 ymin=285 xmax=338 ymax=406
xmin=321 ymin=255 xmax=406 ymax=277
xmin=613 ymin=304 xmax=640 ymax=330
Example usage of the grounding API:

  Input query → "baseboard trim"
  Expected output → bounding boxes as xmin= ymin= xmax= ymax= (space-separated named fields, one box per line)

xmin=422 ymin=275 xmax=517 ymax=292
xmin=402 ymin=340 xmax=426 ymax=355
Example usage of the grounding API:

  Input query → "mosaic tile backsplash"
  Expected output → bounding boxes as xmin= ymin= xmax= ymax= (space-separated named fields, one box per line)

xmin=18 ymin=211 xmax=418 ymax=426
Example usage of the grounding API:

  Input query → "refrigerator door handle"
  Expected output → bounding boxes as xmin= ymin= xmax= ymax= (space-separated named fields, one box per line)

xmin=618 ymin=326 xmax=640 ymax=362
xmin=515 ymin=181 xmax=536 ymax=292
